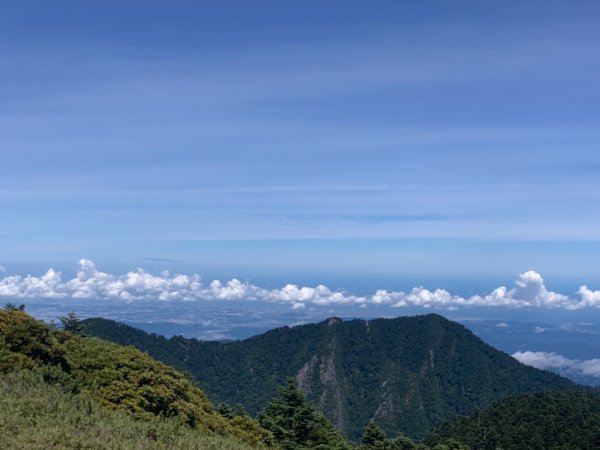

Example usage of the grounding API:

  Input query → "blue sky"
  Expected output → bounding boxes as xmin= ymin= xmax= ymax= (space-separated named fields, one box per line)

xmin=2 ymin=0 xmax=600 ymax=294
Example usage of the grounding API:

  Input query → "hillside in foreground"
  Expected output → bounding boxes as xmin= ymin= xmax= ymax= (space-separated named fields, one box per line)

xmin=0 ymin=309 xmax=271 ymax=449
xmin=82 ymin=313 xmax=576 ymax=439
xmin=0 ymin=370 xmax=257 ymax=450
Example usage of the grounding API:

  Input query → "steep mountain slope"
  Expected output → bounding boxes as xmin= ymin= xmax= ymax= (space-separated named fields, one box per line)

xmin=83 ymin=314 xmax=576 ymax=439
xmin=0 ymin=310 xmax=272 ymax=448
xmin=424 ymin=390 xmax=600 ymax=450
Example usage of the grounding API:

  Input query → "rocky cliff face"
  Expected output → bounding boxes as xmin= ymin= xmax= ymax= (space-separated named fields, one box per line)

xmin=296 ymin=333 xmax=346 ymax=430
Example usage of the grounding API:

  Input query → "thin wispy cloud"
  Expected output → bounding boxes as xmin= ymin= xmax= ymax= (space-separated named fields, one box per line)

xmin=142 ymin=258 xmax=187 ymax=263
xmin=0 ymin=184 xmax=388 ymax=198
xmin=279 ymin=213 xmax=471 ymax=224
xmin=4 ymin=30 xmax=598 ymax=110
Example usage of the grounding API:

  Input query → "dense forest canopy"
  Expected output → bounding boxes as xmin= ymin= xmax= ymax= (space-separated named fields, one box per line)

xmin=425 ymin=390 xmax=600 ymax=450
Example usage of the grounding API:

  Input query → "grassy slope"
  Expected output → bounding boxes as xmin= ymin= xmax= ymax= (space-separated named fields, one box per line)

xmin=0 ymin=370 xmax=257 ymax=450
xmin=0 ymin=310 xmax=271 ymax=449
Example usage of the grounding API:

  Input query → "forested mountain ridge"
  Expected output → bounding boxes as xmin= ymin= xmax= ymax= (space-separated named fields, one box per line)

xmin=424 ymin=390 xmax=600 ymax=449
xmin=82 ymin=313 xmax=576 ymax=439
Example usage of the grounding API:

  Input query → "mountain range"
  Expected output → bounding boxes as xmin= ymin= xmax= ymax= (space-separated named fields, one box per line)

xmin=82 ymin=313 xmax=575 ymax=439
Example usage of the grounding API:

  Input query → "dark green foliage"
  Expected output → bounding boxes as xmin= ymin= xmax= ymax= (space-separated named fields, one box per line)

xmin=217 ymin=402 xmax=236 ymax=419
xmin=388 ymin=435 xmax=429 ymax=450
xmin=3 ymin=302 xmax=25 ymax=311
xmin=259 ymin=377 xmax=354 ymax=450
xmin=361 ymin=421 xmax=386 ymax=447
xmin=40 ymin=364 xmax=82 ymax=394
xmin=424 ymin=390 xmax=600 ymax=449
xmin=0 ymin=310 xmax=273 ymax=448
xmin=428 ymin=438 xmax=468 ymax=450
xmin=358 ymin=421 xmax=427 ymax=450
xmin=59 ymin=311 xmax=84 ymax=334
xmin=83 ymin=314 xmax=576 ymax=439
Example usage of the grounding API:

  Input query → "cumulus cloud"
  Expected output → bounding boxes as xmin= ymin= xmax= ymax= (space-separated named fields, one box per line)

xmin=0 ymin=268 xmax=65 ymax=299
xmin=513 ymin=351 xmax=600 ymax=379
xmin=1 ymin=260 xmax=600 ymax=310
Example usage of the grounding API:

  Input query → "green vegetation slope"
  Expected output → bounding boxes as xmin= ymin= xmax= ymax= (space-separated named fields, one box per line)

xmin=82 ymin=314 xmax=576 ymax=439
xmin=424 ymin=390 xmax=600 ymax=449
xmin=0 ymin=369 xmax=259 ymax=450
xmin=0 ymin=309 xmax=272 ymax=449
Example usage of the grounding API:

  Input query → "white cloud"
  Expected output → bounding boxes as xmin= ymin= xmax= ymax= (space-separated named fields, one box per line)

xmin=511 ymin=271 xmax=570 ymax=307
xmin=495 ymin=322 xmax=510 ymax=328
xmin=513 ymin=351 xmax=600 ymax=379
xmin=0 ymin=265 xmax=5 ymax=273
xmin=2 ymin=260 xmax=600 ymax=310
xmin=576 ymin=285 xmax=600 ymax=309
xmin=0 ymin=268 xmax=66 ymax=299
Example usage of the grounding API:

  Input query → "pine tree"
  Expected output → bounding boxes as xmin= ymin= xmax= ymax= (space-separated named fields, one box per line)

xmin=258 ymin=377 xmax=353 ymax=450
xmin=362 ymin=420 xmax=386 ymax=447
xmin=59 ymin=312 xmax=83 ymax=334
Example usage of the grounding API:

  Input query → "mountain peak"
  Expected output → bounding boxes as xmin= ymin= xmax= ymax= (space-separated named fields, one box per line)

xmin=326 ymin=317 xmax=343 ymax=326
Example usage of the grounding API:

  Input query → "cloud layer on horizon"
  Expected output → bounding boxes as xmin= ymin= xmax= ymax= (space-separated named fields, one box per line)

xmin=1 ymin=259 xmax=600 ymax=310
xmin=513 ymin=351 xmax=600 ymax=379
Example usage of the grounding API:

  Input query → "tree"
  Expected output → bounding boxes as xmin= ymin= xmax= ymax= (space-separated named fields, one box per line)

xmin=362 ymin=420 xmax=386 ymax=447
xmin=59 ymin=312 xmax=83 ymax=334
xmin=217 ymin=402 xmax=234 ymax=419
xmin=431 ymin=439 xmax=469 ymax=450
xmin=3 ymin=302 xmax=25 ymax=311
xmin=389 ymin=434 xmax=427 ymax=450
xmin=258 ymin=377 xmax=353 ymax=450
